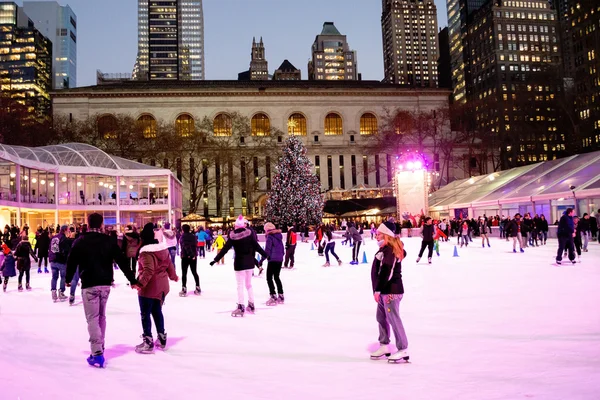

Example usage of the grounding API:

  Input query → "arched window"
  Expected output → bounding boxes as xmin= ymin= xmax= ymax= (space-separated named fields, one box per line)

xmin=324 ymin=113 xmax=343 ymax=135
xmin=97 ymin=114 xmax=117 ymax=139
xmin=176 ymin=114 xmax=195 ymax=137
xmin=251 ymin=113 xmax=271 ymax=136
xmin=288 ymin=113 xmax=307 ymax=136
xmin=137 ymin=114 xmax=157 ymax=138
xmin=360 ymin=113 xmax=378 ymax=135
xmin=213 ymin=113 xmax=232 ymax=136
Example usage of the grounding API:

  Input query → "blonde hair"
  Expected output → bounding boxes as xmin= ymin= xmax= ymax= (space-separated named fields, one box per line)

xmin=383 ymin=234 xmax=405 ymax=261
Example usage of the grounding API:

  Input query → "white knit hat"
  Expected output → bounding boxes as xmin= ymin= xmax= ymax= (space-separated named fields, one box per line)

xmin=377 ymin=221 xmax=396 ymax=238
xmin=234 ymin=215 xmax=247 ymax=229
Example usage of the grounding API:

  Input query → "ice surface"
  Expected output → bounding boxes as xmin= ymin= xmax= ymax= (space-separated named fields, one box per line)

xmin=1 ymin=237 xmax=600 ymax=400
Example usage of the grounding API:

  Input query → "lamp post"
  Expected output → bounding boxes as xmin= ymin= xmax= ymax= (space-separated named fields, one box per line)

xmin=570 ymin=185 xmax=578 ymax=216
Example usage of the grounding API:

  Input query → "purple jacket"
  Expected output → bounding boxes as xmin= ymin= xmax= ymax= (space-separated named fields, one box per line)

xmin=263 ymin=230 xmax=284 ymax=262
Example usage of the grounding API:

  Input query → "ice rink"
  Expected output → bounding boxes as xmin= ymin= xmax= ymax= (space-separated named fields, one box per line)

xmin=1 ymin=236 xmax=599 ymax=400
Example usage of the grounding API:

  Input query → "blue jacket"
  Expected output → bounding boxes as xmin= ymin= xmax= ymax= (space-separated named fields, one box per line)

xmin=263 ymin=230 xmax=284 ymax=262
xmin=1 ymin=253 xmax=17 ymax=277
xmin=196 ymin=230 xmax=210 ymax=244
xmin=557 ymin=213 xmax=575 ymax=238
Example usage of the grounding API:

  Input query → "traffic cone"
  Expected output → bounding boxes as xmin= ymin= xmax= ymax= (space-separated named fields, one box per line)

xmin=453 ymin=246 xmax=459 ymax=257
xmin=311 ymin=243 xmax=315 ymax=251
xmin=361 ymin=251 xmax=368 ymax=264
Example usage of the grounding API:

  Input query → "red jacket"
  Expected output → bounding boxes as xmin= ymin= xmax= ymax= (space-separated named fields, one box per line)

xmin=136 ymin=243 xmax=178 ymax=301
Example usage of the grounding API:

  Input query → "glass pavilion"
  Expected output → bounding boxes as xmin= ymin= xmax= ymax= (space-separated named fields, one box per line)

xmin=0 ymin=143 xmax=182 ymax=229
xmin=429 ymin=151 xmax=600 ymax=224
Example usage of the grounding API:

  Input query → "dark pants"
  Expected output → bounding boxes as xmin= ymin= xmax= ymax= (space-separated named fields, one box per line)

xmin=138 ymin=296 xmax=165 ymax=338
xmin=352 ymin=241 xmax=362 ymax=262
xmin=168 ymin=247 xmax=176 ymax=266
xmin=197 ymin=245 xmax=205 ymax=258
xmin=127 ymin=257 xmax=138 ymax=275
xmin=284 ymin=244 xmax=296 ymax=267
xmin=317 ymin=242 xmax=324 ymax=255
xmin=181 ymin=258 xmax=199 ymax=288
xmin=556 ymin=236 xmax=575 ymax=262
xmin=266 ymin=261 xmax=283 ymax=295
xmin=418 ymin=240 xmax=434 ymax=258
xmin=325 ymin=242 xmax=339 ymax=263
xmin=38 ymin=256 xmax=48 ymax=267
xmin=18 ymin=268 xmax=30 ymax=285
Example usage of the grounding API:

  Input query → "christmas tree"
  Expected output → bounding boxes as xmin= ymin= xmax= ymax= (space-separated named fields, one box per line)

xmin=264 ymin=137 xmax=324 ymax=227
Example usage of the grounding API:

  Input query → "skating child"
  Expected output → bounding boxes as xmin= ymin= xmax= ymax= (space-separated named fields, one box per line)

xmin=210 ymin=216 xmax=267 ymax=317
xmin=195 ymin=227 xmax=209 ymax=258
xmin=1 ymin=245 xmax=16 ymax=292
xmin=369 ymin=221 xmax=409 ymax=363
xmin=260 ymin=222 xmax=285 ymax=306
xmin=14 ymin=236 xmax=37 ymax=291
xmin=459 ymin=221 xmax=470 ymax=248
xmin=433 ymin=222 xmax=447 ymax=257
xmin=212 ymin=230 xmax=226 ymax=264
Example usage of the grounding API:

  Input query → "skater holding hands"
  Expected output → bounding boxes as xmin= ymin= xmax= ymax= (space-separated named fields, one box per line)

xmin=260 ymin=222 xmax=285 ymax=306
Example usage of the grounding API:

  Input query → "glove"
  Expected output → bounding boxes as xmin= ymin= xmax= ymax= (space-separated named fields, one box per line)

xmin=209 ymin=261 xmax=216 ymax=266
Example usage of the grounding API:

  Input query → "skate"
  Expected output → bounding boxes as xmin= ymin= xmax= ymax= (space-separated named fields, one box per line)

xmin=337 ymin=259 xmax=342 ymax=266
xmin=44 ymin=267 xmax=49 ymax=273
xmin=577 ymin=255 xmax=581 ymax=263
xmin=26 ymin=283 xmax=31 ymax=291
xmin=520 ymin=248 xmax=524 ymax=253
xmin=556 ymin=260 xmax=562 ymax=265
xmin=155 ymin=332 xmax=167 ymax=350
xmin=69 ymin=295 xmax=75 ymax=305
xmin=571 ymin=260 xmax=576 ymax=265
xmin=488 ymin=243 xmax=491 ymax=247
xmin=2 ymin=282 xmax=6 ymax=292
xmin=179 ymin=287 xmax=187 ymax=297
xmin=51 ymin=289 xmax=58 ymax=302
xmin=58 ymin=291 xmax=67 ymax=302
xmin=482 ymin=243 xmax=485 ymax=248
xmin=258 ymin=267 xmax=264 ymax=276
xmin=135 ymin=335 xmax=154 ymax=354
xmin=513 ymin=249 xmax=517 ymax=253
xmin=277 ymin=294 xmax=285 ymax=304
xmin=266 ymin=295 xmax=278 ymax=306
xmin=322 ymin=262 xmax=330 ymax=267
xmin=388 ymin=349 xmax=410 ymax=363
xmin=247 ymin=302 xmax=256 ymax=314
xmin=428 ymin=258 xmax=432 ymax=264
xmin=231 ymin=303 xmax=245 ymax=317
xmin=416 ymin=257 xmax=421 ymax=263
xmin=370 ymin=344 xmax=391 ymax=359
xmin=18 ymin=284 xmax=23 ymax=292
xmin=87 ymin=354 xmax=105 ymax=368
xmin=194 ymin=286 xmax=201 ymax=295
xmin=37 ymin=267 xmax=42 ymax=273
xmin=436 ymin=252 xmax=440 ymax=257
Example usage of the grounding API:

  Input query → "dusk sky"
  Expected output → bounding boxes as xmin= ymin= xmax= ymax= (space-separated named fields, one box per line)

xmin=18 ymin=0 xmax=449 ymax=87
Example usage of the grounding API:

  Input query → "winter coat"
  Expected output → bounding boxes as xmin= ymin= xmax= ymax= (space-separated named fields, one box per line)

xmin=14 ymin=241 xmax=36 ymax=272
xmin=35 ymin=232 xmax=50 ymax=258
xmin=136 ymin=243 xmax=178 ymax=301
xmin=48 ymin=233 xmax=71 ymax=264
xmin=348 ymin=226 xmax=363 ymax=242
xmin=162 ymin=229 xmax=178 ymax=248
xmin=557 ymin=214 xmax=575 ymax=238
xmin=212 ymin=235 xmax=226 ymax=250
xmin=180 ymin=232 xmax=197 ymax=259
xmin=578 ymin=218 xmax=591 ymax=233
xmin=522 ymin=218 xmax=533 ymax=234
xmin=538 ymin=219 xmax=549 ymax=232
xmin=286 ymin=230 xmax=297 ymax=247
xmin=263 ymin=230 xmax=284 ymax=262
xmin=478 ymin=221 xmax=489 ymax=235
xmin=66 ymin=232 xmax=137 ymax=289
xmin=123 ymin=232 xmax=141 ymax=259
xmin=371 ymin=245 xmax=405 ymax=295
xmin=0 ymin=253 xmax=17 ymax=277
xmin=421 ymin=224 xmax=434 ymax=241
xmin=506 ymin=220 xmax=520 ymax=237
xmin=196 ymin=230 xmax=209 ymax=245
xmin=213 ymin=227 xmax=267 ymax=271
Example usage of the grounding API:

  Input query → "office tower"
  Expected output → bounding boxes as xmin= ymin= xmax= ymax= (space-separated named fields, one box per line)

xmin=381 ymin=0 xmax=439 ymax=87
xmin=22 ymin=1 xmax=77 ymax=89
xmin=438 ymin=27 xmax=451 ymax=89
xmin=446 ymin=0 xmax=486 ymax=101
xmin=273 ymin=60 xmax=301 ymax=81
xmin=133 ymin=0 xmax=204 ymax=81
xmin=0 ymin=2 xmax=52 ymax=121
xmin=308 ymin=22 xmax=357 ymax=80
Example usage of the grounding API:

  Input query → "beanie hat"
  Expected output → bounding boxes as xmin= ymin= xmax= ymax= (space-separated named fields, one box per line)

xmin=234 ymin=215 xmax=247 ymax=229
xmin=377 ymin=221 xmax=396 ymax=238
xmin=164 ymin=222 xmax=171 ymax=230
xmin=60 ymin=225 xmax=68 ymax=233
xmin=140 ymin=222 xmax=158 ymax=245
xmin=264 ymin=222 xmax=276 ymax=233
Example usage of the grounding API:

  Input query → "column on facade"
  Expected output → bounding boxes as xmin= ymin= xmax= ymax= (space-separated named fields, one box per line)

xmin=168 ymin=174 xmax=173 ymax=226
xmin=208 ymin=162 xmax=217 ymax=217
xmin=116 ymin=176 xmax=121 ymax=227
xmin=15 ymin=164 xmax=21 ymax=225
xmin=331 ymin=153 xmax=340 ymax=189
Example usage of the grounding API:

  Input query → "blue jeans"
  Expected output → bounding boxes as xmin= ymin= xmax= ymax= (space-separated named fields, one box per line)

xmin=70 ymin=268 xmax=80 ymax=297
xmin=325 ymin=242 xmax=339 ymax=263
xmin=50 ymin=262 xmax=66 ymax=292
xmin=138 ymin=296 xmax=165 ymax=337
xmin=168 ymin=247 xmax=176 ymax=266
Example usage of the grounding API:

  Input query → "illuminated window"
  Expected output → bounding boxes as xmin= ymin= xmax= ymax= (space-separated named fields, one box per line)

xmin=176 ymin=113 xmax=194 ymax=137
xmin=251 ymin=113 xmax=270 ymax=136
xmin=97 ymin=115 xmax=117 ymax=139
xmin=288 ymin=113 xmax=307 ymax=136
xmin=213 ymin=113 xmax=232 ymax=136
xmin=324 ymin=113 xmax=343 ymax=135
xmin=360 ymin=113 xmax=378 ymax=135
xmin=137 ymin=114 xmax=157 ymax=138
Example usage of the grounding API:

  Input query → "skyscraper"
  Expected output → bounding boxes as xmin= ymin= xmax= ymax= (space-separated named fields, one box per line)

xmin=22 ymin=1 xmax=77 ymax=89
xmin=308 ymin=22 xmax=358 ymax=81
xmin=133 ymin=0 xmax=204 ymax=81
xmin=381 ymin=0 xmax=439 ymax=87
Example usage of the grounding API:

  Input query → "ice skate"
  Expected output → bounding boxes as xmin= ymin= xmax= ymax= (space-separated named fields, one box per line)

xmin=155 ymin=332 xmax=167 ymax=350
xmin=513 ymin=249 xmax=517 ymax=253
xmin=571 ymin=260 xmax=576 ymax=265
xmin=337 ymin=259 xmax=342 ymax=266
xmin=44 ymin=267 xmax=49 ymax=273
xmin=370 ymin=344 xmax=391 ymax=359
xmin=58 ymin=291 xmax=67 ymax=302
xmin=135 ymin=335 xmax=154 ymax=354
xmin=428 ymin=257 xmax=432 ymax=264
xmin=2 ymin=282 xmax=6 ymax=292
xmin=416 ymin=257 xmax=421 ymax=263
xmin=487 ymin=243 xmax=491 ymax=247
xmin=18 ymin=284 xmax=23 ymax=292
xmin=577 ymin=255 xmax=581 ymax=263
xmin=388 ymin=349 xmax=410 ymax=363
xmin=194 ymin=286 xmax=201 ymax=295
xmin=556 ymin=260 xmax=562 ymax=265
xmin=520 ymin=248 xmax=524 ymax=253
xmin=436 ymin=252 xmax=440 ymax=257
xmin=26 ymin=283 xmax=31 ymax=291
xmin=37 ymin=267 xmax=42 ymax=273
xmin=266 ymin=295 xmax=278 ymax=306
xmin=87 ymin=354 xmax=105 ymax=368
xmin=51 ymin=289 xmax=58 ymax=302
xmin=179 ymin=287 xmax=187 ymax=297
xmin=277 ymin=294 xmax=285 ymax=304
xmin=69 ymin=295 xmax=75 ymax=305
xmin=231 ymin=303 xmax=245 ymax=317
xmin=482 ymin=243 xmax=485 ymax=248
xmin=247 ymin=302 xmax=256 ymax=314
xmin=322 ymin=262 xmax=330 ymax=267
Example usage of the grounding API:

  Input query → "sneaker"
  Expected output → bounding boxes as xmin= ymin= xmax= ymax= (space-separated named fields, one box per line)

xmin=155 ymin=332 xmax=167 ymax=350
xmin=87 ymin=353 xmax=105 ymax=368
xmin=277 ymin=294 xmax=285 ymax=304
xmin=135 ymin=335 xmax=154 ymax=354
xmin=51 ymin=290 xmax=58 ymax=302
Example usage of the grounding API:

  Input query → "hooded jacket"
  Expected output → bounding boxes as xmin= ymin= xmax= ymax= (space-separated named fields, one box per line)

xmin=348 ymin=225 xmax=363 ymax=242
xmin=123 ymin=231 xmax=141 ymax=259
xmin=371 ymin=245 xmax=405 ymax=295
xmin=213 ymin=227 xmax=267 ymax=271
xmin=263 ymin=230 xmax=284 ymax=262
xmin=136 ymin=243 xmax=178 ymax=301
xmin=14 ymin=240 xmax=36 ymax=271
xmin=0 ymin=252 xmax=16 ymax=277
xmin=162 ymin=229 xmax=178 ymax=248
xmin=421 ymin=224 xmax=434 ymax=241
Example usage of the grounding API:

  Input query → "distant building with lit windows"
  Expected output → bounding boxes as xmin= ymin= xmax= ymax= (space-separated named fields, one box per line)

xmin=273 ymin=59 xmax=301 ymax=81
xmin=238 ymin=37 xmax=269 ymax=81
xmin=308 ymin=22 xmax=358 ymax=81
xmin=0 ymin=1 xmax=52 ymax=121
xmin=381 ymin=0 xmax=439 ymax=87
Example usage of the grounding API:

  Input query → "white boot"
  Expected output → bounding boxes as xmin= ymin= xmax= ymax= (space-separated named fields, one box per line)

xmin=388 ymin=349 xmax=410 ymax=363
xmin=370 ymin=344 xmax=391 ymax=359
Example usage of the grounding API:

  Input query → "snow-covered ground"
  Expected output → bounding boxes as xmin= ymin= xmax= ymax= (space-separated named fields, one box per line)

xmin=1 ymin=236 xmax=599 ymax=400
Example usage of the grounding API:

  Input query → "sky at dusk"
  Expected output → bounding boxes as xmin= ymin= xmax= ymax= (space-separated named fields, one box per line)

xmin=16 ymin=0 xmax=449 ymax=87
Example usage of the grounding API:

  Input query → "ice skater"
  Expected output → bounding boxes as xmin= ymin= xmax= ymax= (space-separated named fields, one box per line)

xmin=34 ymin=228 xmax=50 ymax=273
xmin=210 ymin=215 xmax=267 ymax=317
xmin=283 ymin=225 xmax=297 ymax=269
xmin=261 ymin=222 xmax=285 ymax=306
xmin=321 ymin=228 xmax=342 ymax=267
xmin=506 ymin=214 xmax=525 ymax=253
xmin=14 ymin=236 xmax=37 ymax=291
xmin=49 ymin=225 xmax=72 ymax=303
xmin=369 ymin=221 xmax=409 ymax=363
xmin=459 ymin=221 xmax=470 ymax=248
xmin=348 ymin=222 xmax=363 ymax=265
xmin=212 ymin=230 xmax=226 ymax=264
xmin=416 ymin=217 xmax=434 ymax=264
xmin=555 ymin=208 xmax=576 ymax=265
xmin=573 ymin=216 xmax=582 ymax=263
xmin=0 ymin=244 xmax=16 ymax=292
xmin=179 ymin=224 xmax=201 ymax=296
xmin=433 ymin=221 xmax=447 ymax=257
xmin=478 ymin=217 xmax=491 ymax=248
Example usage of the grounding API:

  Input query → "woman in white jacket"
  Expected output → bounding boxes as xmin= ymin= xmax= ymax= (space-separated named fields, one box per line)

xmin=321 ymin=229 xmax=342 ymax=267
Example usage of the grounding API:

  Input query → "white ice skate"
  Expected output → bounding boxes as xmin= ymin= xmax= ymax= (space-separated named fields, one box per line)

xmin=266 ymin=295 xmax=278 ymax=306
xmin=388 ymin=349 xmax=410 ymax=363
xmin=370 ymin=344 xmax=391 ymax=360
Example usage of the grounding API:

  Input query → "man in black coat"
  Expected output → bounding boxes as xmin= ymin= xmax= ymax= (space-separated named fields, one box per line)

xmin=556 ymin=208 xmax=576 ymax=265
xmin=416 ymin=217 xmax=435 ymax=264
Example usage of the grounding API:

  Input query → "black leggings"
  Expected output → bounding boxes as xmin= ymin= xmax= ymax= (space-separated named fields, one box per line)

xmin=38 ymin=256 xmax=48 ymax=267
xmin=197 ymin=245 xmax=205 ymax=257
xmin=418 ymin=240 xmax=434 ymax=258
xmin=266 ymin=261 xmax=283 ymax=295
xmin=18 ymin=269 xmax=30 ymax=285
xmin=352 ymin=241 xmax=362 ymax=262
xmin=181 ymin=258 xmax=199 ymax=289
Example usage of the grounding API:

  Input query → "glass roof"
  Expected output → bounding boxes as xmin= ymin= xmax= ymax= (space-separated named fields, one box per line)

xmin=537 ymin=153 xmax=600 ymax=195
xmin=456 ymin=164 xmax=536 ymax=204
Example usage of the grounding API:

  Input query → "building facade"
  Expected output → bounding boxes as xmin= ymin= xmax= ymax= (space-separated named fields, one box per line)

xmin=133 ymin=0 xmax=204 ymax=81
xmin=308 ymin=22 xmax=358 ymax=81
xmin=22 ymin=1 xmax=77 ymax=89
xmin=52 ymin=81 xmax=456 ymax=218
xmin=273 ymin=60 xmax=301 ymax=81
xmin=466 ymin=0 xmax=563 ymax=168
xmin=0 ymin=2 xmax=52 ymax=121
xmin=381 ymin=0 xmax=439 ymax=87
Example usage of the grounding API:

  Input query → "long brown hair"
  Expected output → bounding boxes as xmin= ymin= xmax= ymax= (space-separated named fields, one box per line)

xmin=383 ymin=234 xmax=404 ymax=261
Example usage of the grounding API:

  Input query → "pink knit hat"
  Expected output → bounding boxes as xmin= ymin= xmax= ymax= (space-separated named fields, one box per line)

xmin=234 ymin=215 xmax=247 ymax=229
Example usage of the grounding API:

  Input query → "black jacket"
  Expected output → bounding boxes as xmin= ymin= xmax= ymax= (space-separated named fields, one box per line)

xmin=48 ymin=233 xmax=71 ymax=264
xmin=371 ymin=245 xmax=405 ymax=295
xmin=213 ymin=227 xmax=267 ymax=271
xmin=506 ymin=219 xmax=520 ymax=237
xmin=522 ymin=218 xmax=533 ymax=234
xmin=538 ymin=219 xmax=549 ymax=232
xmin=66 ymin=231 xmax=136 ymax=289
xmin=180 ymin=232 xmax=197 ymax=259
xmin=557 ymin=214 xmax=575 ymax=238
xmin=421 ymin=224 xmax=434 ymax=241
xmin=578 ymin=218 xmax=591 ymax=233
xmin=35 ymin=232 xmax=50 ymax=258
